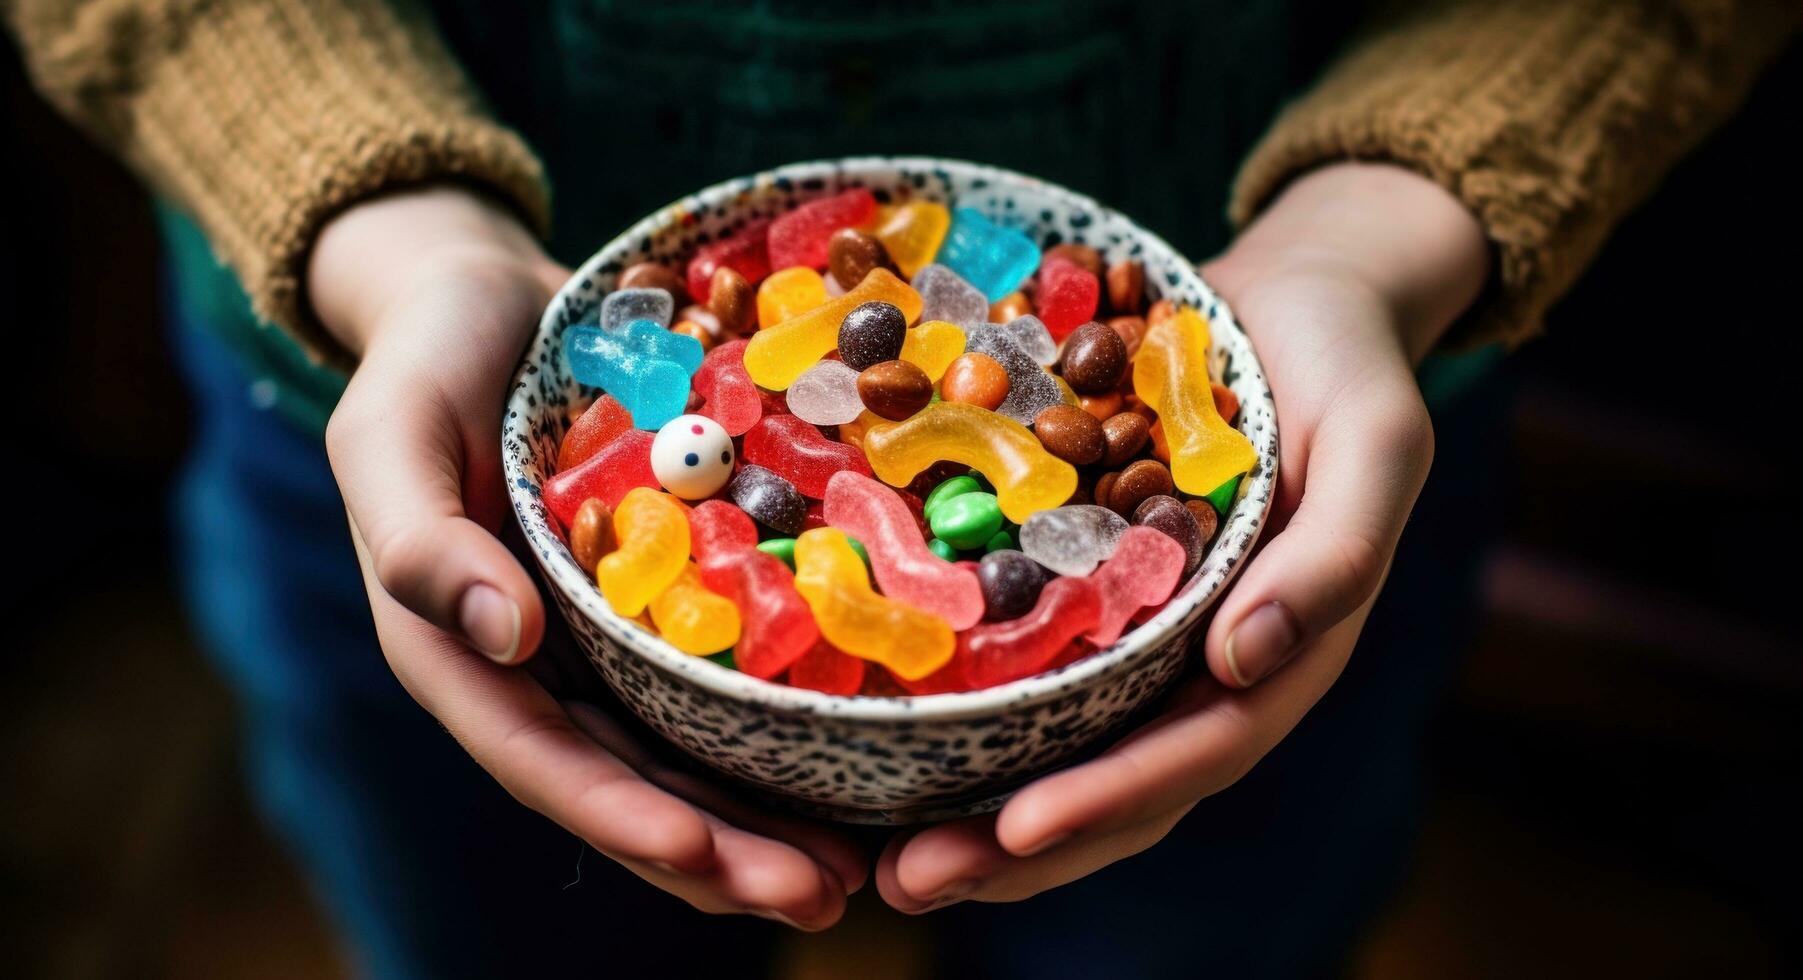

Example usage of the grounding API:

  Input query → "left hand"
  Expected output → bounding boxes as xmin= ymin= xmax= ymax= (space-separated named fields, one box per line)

xmin=875 ymin=163 xmax=1491 ymax=911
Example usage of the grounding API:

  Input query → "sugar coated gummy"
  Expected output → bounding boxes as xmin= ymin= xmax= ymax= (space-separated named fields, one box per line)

xmin=600 ymin=287 xmax=674 ymax=331
xmin=861 ymin=402 xmax=1077 ymax=523
xmin=767 ymin=188 xmax=877 ymax=272
xmin=743 ymin=268 xmax=921 ymax=390
xmin=1083 ymin=525 xmax=1184 ymax=646
xmin=727 ymin=464 xmax=807 ymax=536
xmin=687 ymin=217 xmax=772 ymax=304
xmin=793 ymin=528 xmax=954 ymax=681
xmin=557 ymin=394 xmax=633 ymax=471
xmin=757 ymin=267 xmax=829 ymax=329
xmin=742 ymin=413 xmax=873 ymax=498
xmin=898 ymin=320 xmax=967 ymax=381
xmin=1133 ymin=309 xmax=1257 ymax=495
xmin=1019 ymin=504 xmax=1128 ymax=577
xmin=544 ymin=428 xmax=658 ymax=523
xmin=875 ymin=201 xmax=950 ymax=279
xmin=823 ymin=473 xmax=986 ymax=630
xmin=688 ymin=500 xmax=819 ymax=678
xmin=648 ymin=562 xmax=741 ymax=654
xmin=564 ymin=325 xmax=692 ymax=430
xmin=690 ymin=338 xmax=762 ymax=436
xmin=787 ymin=359 xmax=866 ymax=426
xmin=956 ymin=577 xmax=1103 ymax=689
xmin=1034 ymin=255 xmax=1101 ymax=340
xmin=913 ymin=263 xmax=990 ymax=329
xmin=964 ymin=321 xmax=1065 ymax=425
xmin=935 ymin=208 xmax=1040 ymax=302
xmin=595 ymin=488 xmax=690 ymax=617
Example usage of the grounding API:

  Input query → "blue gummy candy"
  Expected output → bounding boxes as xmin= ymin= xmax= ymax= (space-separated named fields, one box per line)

xmin=618 ymin=319 xmax=703 ymax=375
xmin=564 ymin=325 xmax=691 ymax=429
xmin=935 ymin=208 xmax=1040 ymax=302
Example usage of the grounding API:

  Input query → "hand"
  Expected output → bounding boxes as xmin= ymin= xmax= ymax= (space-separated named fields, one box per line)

xmin=876 ymin=163 xmax=1490 ymax=911
xmin=312 ymin=186 xmax=865 ymax=928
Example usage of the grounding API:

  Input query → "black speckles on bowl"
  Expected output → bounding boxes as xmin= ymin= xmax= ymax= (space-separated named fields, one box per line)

xmin=502 ymin=157 xmax=1279 ymax=824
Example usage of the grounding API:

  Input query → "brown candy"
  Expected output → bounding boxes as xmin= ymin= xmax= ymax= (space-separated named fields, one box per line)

xmin=827 ymin=228 xmax=897 ymax=291
xmin=708 ymin=267 xmax=755 ymax=335
xmin=1148 ymin=419 xmax=1171 ymax=462
xmin=989 ymin=291 xmax=1033 ymax=323
xmin=1032 ymin=404 xmax=1106 ymax=465
xmin=1132 ymin=495 xmax=1204 ymax=576
xmin=857 ymin=360 xmax=933 ymax=421
xmin=1044 ymin=243 xmax=1103 ymax=278
xmin=1105 ymin=259 xmax=1144 ymax=314
xmin=677 ymin=304 xmax=724 ymax=340
xmin=569 ymin=498 xmax=616 ymax=574
xmin=1059 ymin=321 xmax=1128 ymax=394
xmin=1184 ymin=499 xmax=1221 ymax=544
xmin=1106 ymin=315 xmax=1147 ymax=358
xmin=1078 ymin=390 xmax=1123 ymax=421
xmin=671 ymin=320 xmax=714 ymax=352
xmin=1211 ymin=382 xmax=1240 ymax=424
xmin=1093 ymin=471 xmax=1120 ymax=507
xmin=618 ymin=262 xmax=690 ymax=308
xmin=1101 ymin=412 xmax=1150 ymax=466
xmin=1146 ymin=299 xmax=1176 ymax=325
xmin=940 ymin=352 xmax=1010 ymax=410
xmin=1107 ymin=459 xmax=1174 ymax=517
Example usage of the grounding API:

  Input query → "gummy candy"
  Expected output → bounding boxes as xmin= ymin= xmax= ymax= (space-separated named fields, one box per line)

xmin=959 ymin=577 xmax=1102 ymax=688
xmin=1083 ymin=525 xmax=1184 ymax=646
xmin=1019 ymin=504 xmax=1128 ymax=577
xmin=757 ymin=267 xmax=829 ymax=329
xmin=564 ymin=325 xmax=691 ymax=430
xmin=767 ymin=188 xmax=877 ymax=271
xmin=727 ymin=464 xmax=807 ymax=536
xmin=688 ymin=500 xmax=819 ymax=678
xmin=649 ymin=414 xmax=735 ymax=499
xmin=1133 ymin=309 xmax=1257 ymax=495
xmin=1000 ymin=314 xmax=1058 ymax=367
xmin=648 ymin=562 xmax=741 ymax=654
xmin=786 ymin=359 xmax=866 ymax=426
xmin=861 ymin=402 xmax=1077 ymax=523
xmin=912 ymin=263 xmax=990 ymax=329
xmin=616 ymin=319 xmax=704 ymax=375
xmin=962 ymin=321 xmax=1066 ymax=426
xmin=792 ymin=528 xmax=954 ymax=681
xmin=743 ymin=268 xmax=922 ymax=390
xmin=898 ymin=320 xmax=966 ymax=381
xmin=596 ymin=487 xmax=689 ymax=617
xmin=600 ymin=287 xmax=674 ymax=331
xmin=741 ymin=413 xmax=873 ymax=498
xmin=557 ymin=394 xmax=632 ymax=471
xmin=822 ymin=473 xmax=985 ymax=630
xmin=687 ymin=217 xmax=772 ymax=304
xmin=544 ymin=428 xmax=658 ymax=524
xmin=690 ymin=338 xmax=762 ymax=436
xmin=875 ymin=201 xmax=950 ymax=279
xmin=1035 ymin=255 xmax=1101 ymax=340
xmin=786 ymin=638 xmax=867 ymax=695
xmin=935 ymin=208 xmax=1040 ymax=302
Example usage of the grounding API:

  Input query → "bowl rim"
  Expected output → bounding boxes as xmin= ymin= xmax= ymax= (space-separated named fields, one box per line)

xmin=504 ymin=155 xmax=1277 ymax=723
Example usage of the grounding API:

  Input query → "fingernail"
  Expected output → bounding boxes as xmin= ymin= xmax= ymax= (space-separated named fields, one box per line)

xmin=751 ymin=908 xmax=806 ymax=930
xmin=1224 ymin=601 xmax=1301 ymax=687
xmin=1018 ymin=831 xmax=1072 ymax=858
xmin=460 ymin=584 xmax=522 ymax=663
xmin=648 ymin=860 xmax=681 ymax=876
xmin=926 ymin=879 xmax=978 ymax=905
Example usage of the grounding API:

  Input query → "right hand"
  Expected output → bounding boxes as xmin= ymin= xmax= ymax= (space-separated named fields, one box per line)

xmin=310 ymin=185 xmax=866 ymax=928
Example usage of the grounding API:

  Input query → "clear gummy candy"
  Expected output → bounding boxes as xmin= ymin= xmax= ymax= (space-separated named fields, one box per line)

xmin=1019 ymin=504 xmax=1129 ymax=577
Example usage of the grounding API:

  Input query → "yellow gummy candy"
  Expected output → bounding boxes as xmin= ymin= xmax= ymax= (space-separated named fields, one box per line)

xmin=596 ymin=487 xmax=689 ymax=617
xmin=1133 ymin=308 xmax=1257 ymax=495
xmin=648 ymin=562 xmax=742 ymax=654
xmin=876 ymin=201 xmax=951 ymax=280
xmin=899 ymin=320 xmax=967 ymax=381
xmin=744 ymin=268 xmax=922 ymax=390
xmin=793 ymin=528 xmax=953 ymax=680
xmin=756 ymin=267 xmax=828 ymax=330
xmin=862 ymin=402 xmax=1077 ymax=523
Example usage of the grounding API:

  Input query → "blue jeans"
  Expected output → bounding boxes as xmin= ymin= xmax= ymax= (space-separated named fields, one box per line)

xmin=170 ymin=314 xmax=1500 ymax=979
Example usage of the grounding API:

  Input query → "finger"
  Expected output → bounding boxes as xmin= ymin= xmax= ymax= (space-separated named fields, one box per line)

xmin=1204 ymin=375 xmax=1433 ymax=688
xmin=877 ymin=816 xmax=1007 ymax=913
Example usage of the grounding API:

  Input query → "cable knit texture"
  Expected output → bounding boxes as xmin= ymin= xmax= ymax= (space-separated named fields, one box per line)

xmin=1231 ymin=0 xmax=1799 ymax=348
xmin=2 ymin=0 xmax=550 ymax=366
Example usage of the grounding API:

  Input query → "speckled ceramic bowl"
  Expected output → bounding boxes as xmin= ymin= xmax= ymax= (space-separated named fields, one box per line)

xmin=503 ymin=157 xmax=1277 ymax=824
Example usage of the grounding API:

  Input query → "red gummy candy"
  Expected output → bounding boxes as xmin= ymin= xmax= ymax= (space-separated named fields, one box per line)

xmin=557 ymin=394 xmax=634 ymax=471
xmin=544 ymin=429 xmax=657 ymax=526
xmin=687 ymin=499 xmax=760 ymax=559
xmin=691 ymin=339 xmax=762 ymax=436
xmin=687 ymin=218 xmax=773 ymax=303
xmin=1036 ymin=255 xmax=1101 ymax=340
xmin=688 ymin=501 xmax=819 ymax=679
xmin=1084 ymin=526 xmax=1184 ymax=646
xmin=757 ymin=385 xmax=790 ymax=418
xmin=824 ymin=472 xmax=985 ymax=630
xmin=741 ymin=414 xmax=872 ymax=498
xmin=960 ymin=577 xmax=1102 ymax=689
xmin=767 ymin=189 xmax=877 ymax=271
xmin=786 ymin=639 xmax=866 ymax=695
xmin=802 ymin=499 xmax=829 ymax=531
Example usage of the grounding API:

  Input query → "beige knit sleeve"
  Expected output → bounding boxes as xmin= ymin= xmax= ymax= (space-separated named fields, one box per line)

xmin=1230 ymin=0 xmax=1799 ymax=348
xmin=2 ymin=0 xmax=550 ymax=365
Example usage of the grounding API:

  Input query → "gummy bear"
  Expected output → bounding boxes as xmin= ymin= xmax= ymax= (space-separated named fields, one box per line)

xmin=757 ymin=267 xmax=830 ymax=329
xmin=935 ymin=208 xmax=1040 ymax=302
xmin=648 ymin=562 xmax=741 ymax=654
xmin=687 ymin=217 xmax=772 ymax=304
xmin=690 ymin=338 xmax=762 ymax=436
xmin=688 ymin=501 xmax=819 ymax=678
xmin=785 ymin=638 xmax=867 ymax=696
xmin=1133 ymin=309 xmax=1257 ymax=495
xmin=875 ymin=201 xmax=951 ymax=280
xmin=792 ymin=528 xmax=954 ymax=681
xmin=898 ymin=320 xmax=967 ymax=381
xmin=767 ymin=188 xmax=877 ymax=271
xmin=861 ymin=402 xmax=1076 ymax=523
xmin=741 ymin=413 xmax=873 ymax=498
xmin=742 ymin=268 xmax=922 ymax=390
xmin=822 ymin=472 xmax=985 ymax=630
xmin=1084 ymin=525 xmax=1184 ymax=646
xmin=1034 ymin=255 xmax=1101 ymax=340
xmin=544 ymin=429 xmax=658 ymax=524
xmin=563 ymin=325 xmax=691 ymax=430
xmin=557 ymin=394 xmax=633 ymax=471
xmin=595 ymin=487 xmax=689 ymax=617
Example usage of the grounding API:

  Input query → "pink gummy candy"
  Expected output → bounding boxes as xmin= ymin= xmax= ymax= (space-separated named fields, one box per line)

xmin=960 ymin=577 xmax=1102 ymax=689
xmin=823 ymin=473 xmax=986 ymax=630
xmin=691 ymin=339 xmax=762 ymax=436
xmin=1036 ymin=255 xmax=1101 ymax=340
xmin=687 ymin=218 xmax=773 ymax=303
xmin=1084 ymin=526 xmax=1184 ymax=646
xmin=786 ymin=638 xmax=866 ymax=695
xmin=544 ymin=428 xmax=657 ymax=525
xmin=767 ymin=189 xmax=877 ymax=271
xmin=688 ymin=501 xmax=819 ymax=679
xmin=741 ymin=414 xmax=872 ymax=498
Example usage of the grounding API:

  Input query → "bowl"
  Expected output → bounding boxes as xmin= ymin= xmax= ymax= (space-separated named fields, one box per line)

xmin=503 ymin=157 xmax=1278 ymax=824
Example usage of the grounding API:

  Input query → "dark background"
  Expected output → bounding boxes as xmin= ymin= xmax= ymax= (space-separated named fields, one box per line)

xmin=4 ymin=35 xmax=1799 ymax=980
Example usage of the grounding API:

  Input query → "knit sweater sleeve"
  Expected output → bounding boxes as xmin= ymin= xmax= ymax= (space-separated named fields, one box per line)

xmin=1230 ymin=0 xmax=1800 ymax=348
xmin=2 ymin=0 xmax=550 ymax=364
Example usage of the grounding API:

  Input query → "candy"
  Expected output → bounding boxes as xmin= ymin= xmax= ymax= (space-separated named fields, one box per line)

xmin=1185 ymin=499 xmax=1221 ymax=544
xmin=1058 ymin=321 xmax=1127 ymax=393
xmin=544 ymin=429 xmax=657 ymax=523
xmin=568 ymin=498 xmax=615 ymax=574
xmin=563 ymin=325 xmax=691 ymax=429
xmin=856 ymin=360 xmax=933 ymax=421
xmin=1079 ymin=391 xmax=1123 ymax=420
xmin=618 ymin=262 xmax=689 ymax=307
xmin=678 ymin=304 xmax=725 ymax=340
xmin=1045 ymin=243 xmax=1102 ymax=276
xmin=1084 ymin=525 xmax=1184 ymax=646
xmin=977 ymin=549 xmax=1049 ymax=621
xmin=688 ymin=501 xmax=819 ymax=678
xmin=927 ymin=538 xmax=957 ymax=561
xmin=912 ymin=263 xmax=990 ymax=328
xmin=600 ymin=287 xmax=673 ymax=330
xmin=989 ymin=291 xmax=1033 ymax=324
xmin=648 ymin=562 xmax=741 ymax=654
xmin=1001 ymin=314 xmax=1058 ymax=367
xmin=1019 ymin=504 xmax=1128 ymax=576
xmin=1131 ymin=495 xmax=1205 ymax=577
xmin=959 ymin=577 xmax=1102 ymax=688
xmin=897 ymin=320 xmax=966 ymax=381
xmin=757 ymin=267 xmax=829 ymax=329
xmin=936 ymin=208 xmax=1039 ymax=302
xmin=1212 ymin=382 xmax=1241 ymax=425
xmin=1032 ymin=404 xmax=1106 ymax=465
xmin=741 ymin=413 xmax=873 ymax=498
xmin=1035 ymin=255 xmax=1101 ymax=339
xmin=1134 ymin=308 xmax=1257 ymax=494
xmin=928 ymin=490 xmax=1003 ymax=551
xmin=1105 ymin=259 xmax=1144 ymax=314
xmin=768 ymin=188 xmax=877 ymax=271
xmin=787 ymin=360 xmax=866 ymax=426
xmin=1101 ymin=412 xmax=1150 ymax=466
xmin=874 ymin=201 xmax=950 ymax=280
xmin=836 ymin=300 xmax=908 ymax=371
xmin=708 ymin=267 xmax=756 ymax=335
xmin=792 ymin=528 xmax=954 ymax=681
xmin=963 ymin=321 xmax=1065 ymax=425
xmin=690 ymin=338 xmax=762 ymax=436
xmin=1206 ymin=473 xmax=1242 ymax=515
xmin=984 ymin=529 xmax=1015 ymax=552
xmin=558 ymin=394 xmax=633 ymax=471
xmin=861 ymin=402 xmax=1077 ymax=523
xmin=671 ymin=320 xmax=713 ymax=352
xmin=922 ymin=474 xmax=982 ymax=517
xmin=596 ymin=487 xmax=689 ymax=617
xmin=617 ymin=319 xmax=704 ymax=374
xmin=743 ymin=268 xmax=921 ymax=390
xmin=687 ymin=218 xmax=771 ymax=304
xmin=650 ymin=414 xmax=735 ymax=499
xmin=786 ymin=638 xmax=867 ymax=695
xmin=827 ymin=228 xmax=897 ymax=291
xmin=1106 ymin=458 xmax=1175 ymax=518
xmin=823 ymin=472 xmax=985 ymax=630
xmin=756 ymin=537 xmax=796 ymax=567
xmin=939 ymin=352 xmax=1009 ymax=410
xmin=1107 ymin=315 xmax=1148 ymax=358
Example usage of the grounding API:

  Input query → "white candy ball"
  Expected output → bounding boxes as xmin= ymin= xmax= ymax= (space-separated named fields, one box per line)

xmin=651 ymin=414 xmax=735 ymax=499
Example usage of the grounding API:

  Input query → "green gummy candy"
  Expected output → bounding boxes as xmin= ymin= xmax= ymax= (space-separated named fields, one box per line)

xmin=983 ymin=529 xmax=1016 ymax=553
xmin=923 ymin=475 xmax=982 ymax=518
xmin=927 ymin=538 xmax=958 ymax=561
xmin=1206 ymin=473 xmax=1244 ymax=515
xmin=756 ymin=538 xmax=797 ymax=568
xmin=707 ymin=651 xmax=737 ymax=670
xmin=930 ymin=491 xmax=1003 ymax=550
